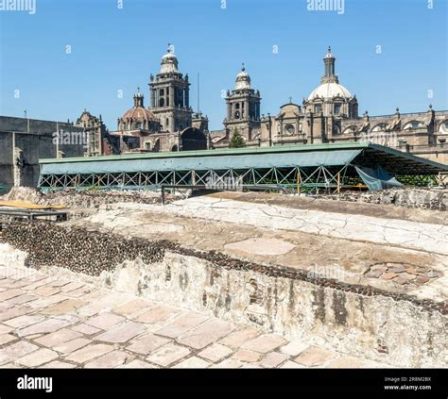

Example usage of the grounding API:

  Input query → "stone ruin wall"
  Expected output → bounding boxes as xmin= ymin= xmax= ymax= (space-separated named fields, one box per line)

xmin=323 ymin=188 xmax=448 ymax=211
xmin=1 ymin=221 xmax=447 ymax=367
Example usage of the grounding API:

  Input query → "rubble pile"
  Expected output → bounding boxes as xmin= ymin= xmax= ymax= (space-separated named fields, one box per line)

xmin=1 ymin=221 xmax=165 ymax=275
xmin=364 ymin=262 xmax=442 ymax=286
xmin=324 ymin=188 xmax=448 ymax=211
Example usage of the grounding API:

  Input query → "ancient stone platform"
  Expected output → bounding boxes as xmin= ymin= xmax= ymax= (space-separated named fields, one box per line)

xmin=1 ymin=191 xmax=447 ymax=367
xmin=0 ymin=260 xmax=388 ymax=369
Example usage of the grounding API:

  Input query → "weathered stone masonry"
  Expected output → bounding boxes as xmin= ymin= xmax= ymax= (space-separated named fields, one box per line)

xmin=1 ymin=221 xmax=448 ymax=367
xmin=324 ymin=188 xmax=448 ymax=211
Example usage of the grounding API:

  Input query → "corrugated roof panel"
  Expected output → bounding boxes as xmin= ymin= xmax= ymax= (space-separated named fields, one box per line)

xmin=40 ymin=142 xmax=369 ymax=164
xmin=40 ymin=149 xmax=362 ymax=175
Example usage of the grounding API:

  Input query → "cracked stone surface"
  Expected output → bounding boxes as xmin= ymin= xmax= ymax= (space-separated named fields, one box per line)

xmin=151 ymin=196 xmax=448 ymax=256
xmin=66 ymin=195 xmax=448 ymax=301
xmin=0 ymin=262 xmax=391 ymax=369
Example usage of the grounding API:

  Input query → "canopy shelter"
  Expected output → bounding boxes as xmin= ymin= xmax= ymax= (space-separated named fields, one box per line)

xmin=38 ymin=142 xmax=448 ymax=193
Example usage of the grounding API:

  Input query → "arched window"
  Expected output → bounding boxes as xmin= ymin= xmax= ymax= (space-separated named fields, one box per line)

xmin=403 ymin=121 xmax=423 ymax=130
xmin=153 ymin=139 xmax=161 ymax=152
xmin=343 ymin=126 xmax=356 ymax=134
xmin=371 ymin=123 xmax=387 ymax=132
xmin=438 ymin=120 xmax=448 ymax=134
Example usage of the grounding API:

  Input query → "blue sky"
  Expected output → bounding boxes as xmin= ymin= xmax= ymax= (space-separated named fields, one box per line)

xmin=0 ymin=0 xmax=447 ymax=130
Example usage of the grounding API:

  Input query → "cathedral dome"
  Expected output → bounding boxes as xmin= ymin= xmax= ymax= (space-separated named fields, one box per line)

xmin=160 ymin=46 xmax=179 ymax=74
xmin=307 ymin=47 xmax=353 ymax=101
xmin=307 ymin=82 xmax=352 ymax=101
xmin=121 ymin=89 xmax=157 ymax=125
xmin=235 ymin=64 xmax=251 ymax=90
xmin=121 ymin=106 xmax=156 ymax=122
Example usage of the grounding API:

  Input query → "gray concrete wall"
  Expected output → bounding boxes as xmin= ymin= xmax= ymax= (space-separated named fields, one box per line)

xmin=0 ymin=133 xmax=14 ymax=187
xmin=0 ymin=116 xmax=86 ymax=187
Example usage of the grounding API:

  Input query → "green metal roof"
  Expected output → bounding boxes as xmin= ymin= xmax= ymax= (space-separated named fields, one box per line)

xmin=40 ymin=142 xmax=370 ymax=164
xmin=39 ymin=142 xmax=448 ymax=176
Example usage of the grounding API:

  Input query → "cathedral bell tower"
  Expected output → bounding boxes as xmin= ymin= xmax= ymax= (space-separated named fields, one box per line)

xmin=224 ymin=64 xmax=261 ymax=143
xmin=148 ymin=45 xmax=192 ymax=133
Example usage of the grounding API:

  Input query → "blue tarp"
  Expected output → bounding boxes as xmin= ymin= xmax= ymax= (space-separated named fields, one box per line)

xmin=355 ymin=166 xmax=403 ymax=191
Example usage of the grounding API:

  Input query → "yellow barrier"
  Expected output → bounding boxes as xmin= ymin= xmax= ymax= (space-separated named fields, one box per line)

xmin=0 ymin=200 xmax=66 ymax=210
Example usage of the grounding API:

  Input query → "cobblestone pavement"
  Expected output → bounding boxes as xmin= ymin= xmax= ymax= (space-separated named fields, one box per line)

xmin=0 ymin=264 xmax=390 ymax=369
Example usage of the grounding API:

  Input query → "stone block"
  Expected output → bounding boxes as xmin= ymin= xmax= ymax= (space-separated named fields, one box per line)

xmin=84 ymin=350 xmax=133 ymax=368
xmin=127 ymin=333 xmax=170 ymax=355
xmin=146 ymin=343 xmax=190 ymax=367
xmin=241 ymin=334 xmax=286 ymax=353
xmin=66 ymin=343 xmax=114 ymax=364
xmin=294 ymin=346 xmax=335 ymax=367
xmin=96 ymin=321 xmax=145 ymax=344
xmin=198 ymin=343 xmax=233 ymax=363
xmin=17 ymin=348 xmax=58 ymax=367
xmin=177 ymin=319 xmax=234 ymax=350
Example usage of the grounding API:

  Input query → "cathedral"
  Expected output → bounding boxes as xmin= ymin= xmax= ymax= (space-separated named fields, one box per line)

xmin=212 ymin=46 xmax=448 ymax=166
xmin=108 ymin=46 xmax=208 ymax=153
xmin=78 ymin=46 xmax=448 ymax=164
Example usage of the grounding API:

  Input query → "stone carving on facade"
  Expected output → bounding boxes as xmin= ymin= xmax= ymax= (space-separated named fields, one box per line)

xmin=426 ymin=104 xmax=435 ymax=129
xmin=359 ymin=111 xmax=370 ymax=133
xmin=284 ymin=123 xmax=296 ymax=135
xmin=385 ymin=108 xmax=401 ymax=132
